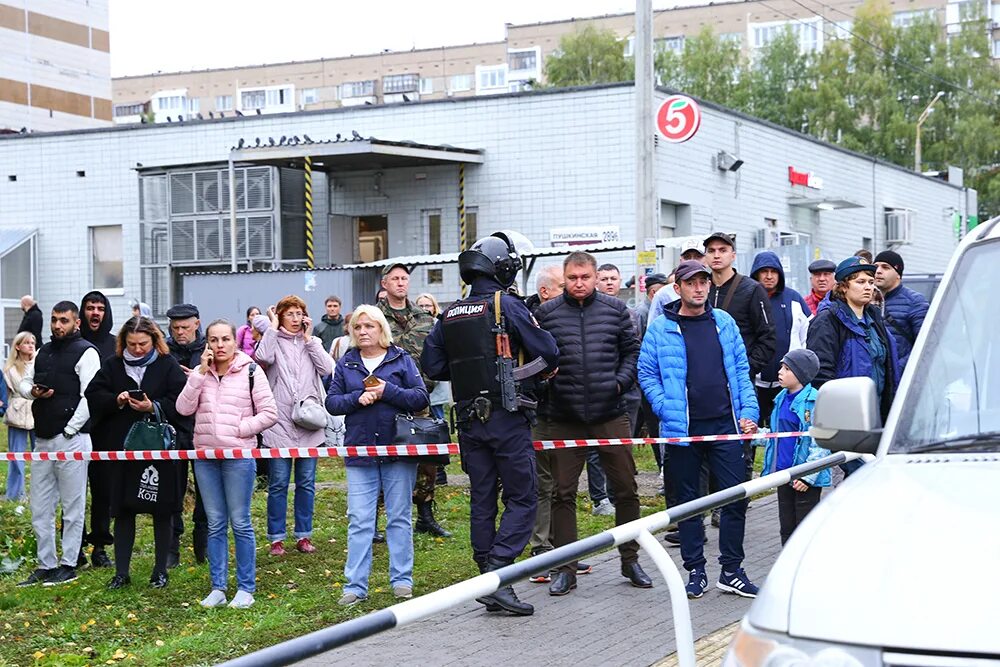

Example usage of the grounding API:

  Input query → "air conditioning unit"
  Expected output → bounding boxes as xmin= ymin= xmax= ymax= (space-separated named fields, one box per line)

xmin=885 ymin=208 xmax=914 ymax=245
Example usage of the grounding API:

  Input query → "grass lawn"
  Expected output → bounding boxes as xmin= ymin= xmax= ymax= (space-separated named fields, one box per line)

xmin=0 ymin=428 xmax=668 ymax=667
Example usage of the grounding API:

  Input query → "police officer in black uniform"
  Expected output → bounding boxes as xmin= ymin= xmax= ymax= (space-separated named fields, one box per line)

xmin=422 ymin=232 xmax=559 ymax=616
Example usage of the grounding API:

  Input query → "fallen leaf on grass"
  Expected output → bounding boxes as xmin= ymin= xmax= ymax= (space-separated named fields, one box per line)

xmin=296 ymin=568 xmax=306 ymax=574
xmin=33 ymin=651 xmax=44 ymax=659
xmin=155 ymin=640 xmax=164 ymax=647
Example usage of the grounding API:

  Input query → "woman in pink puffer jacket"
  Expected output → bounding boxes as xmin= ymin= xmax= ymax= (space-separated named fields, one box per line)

xmin=176 ymin=319 xmax=277 ymax=610
xmin=251 ymin=295 xmax=333 ymax=557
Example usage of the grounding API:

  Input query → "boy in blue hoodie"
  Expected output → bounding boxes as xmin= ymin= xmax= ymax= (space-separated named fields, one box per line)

xmin=762 ymin=348 xmax=831 ymax=545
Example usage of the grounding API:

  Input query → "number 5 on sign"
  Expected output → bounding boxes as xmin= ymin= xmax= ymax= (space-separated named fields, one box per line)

xmin=656 ymin=95 xmax=701 ymax=143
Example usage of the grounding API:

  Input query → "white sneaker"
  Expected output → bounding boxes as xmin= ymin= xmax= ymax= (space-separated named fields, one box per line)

xmin=393 ymin=585 xmax=413 ymax=600
xmin=592 ymin=499 xmax=615 ymax=516
xmin=200 ymin=589 xmax=227 ymax=608
xmin=229 ymin=590 xmax=255 ymax=608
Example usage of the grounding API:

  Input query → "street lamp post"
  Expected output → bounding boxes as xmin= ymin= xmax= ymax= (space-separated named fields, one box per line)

xmin=914 ymin=91 xmax=944 ymax=173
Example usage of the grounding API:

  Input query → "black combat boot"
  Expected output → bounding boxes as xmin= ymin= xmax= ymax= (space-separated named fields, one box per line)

xmin=474 ymin=561 xmax=502 ymax=612
xmin=415 ymin=501 xmax=452 ymax=538
xmin=477 ymin=557 xmax=533 ymax=616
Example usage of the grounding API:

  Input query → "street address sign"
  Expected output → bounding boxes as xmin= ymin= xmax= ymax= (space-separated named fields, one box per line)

xmin=656 ymin=95 xmax=701 ymax=143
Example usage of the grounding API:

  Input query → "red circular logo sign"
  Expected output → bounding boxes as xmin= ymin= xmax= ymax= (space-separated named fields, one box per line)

xmin=656 ymin=95 xmax=701 ymax=143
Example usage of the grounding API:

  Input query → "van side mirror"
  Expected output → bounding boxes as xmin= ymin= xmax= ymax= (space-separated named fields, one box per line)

xmin=810 ymin=377 xmax=882 ymax=454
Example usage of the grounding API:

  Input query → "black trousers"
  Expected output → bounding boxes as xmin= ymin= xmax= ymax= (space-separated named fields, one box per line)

xmin=115 ymin=512 xmax=172 ymax=577
xmin=777 ymin=484 xmax=822 ymax=545
xmin=85 ymin=461 xmax=114 ymax=549
xmin=170 ymin=461 xmax=207 ymax=554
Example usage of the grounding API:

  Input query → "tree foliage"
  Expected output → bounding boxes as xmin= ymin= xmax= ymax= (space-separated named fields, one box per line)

xmin=544 ymin=26 xmax=633 ymax=87
xmin=544 ymin=0 xmax=1000 ymax=218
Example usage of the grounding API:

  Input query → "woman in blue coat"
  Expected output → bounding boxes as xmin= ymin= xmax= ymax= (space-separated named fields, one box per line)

xmin=325 ymin=305 xmax=429 ymax=607
xmin=807 ymin=257 xmax=900 ymax=474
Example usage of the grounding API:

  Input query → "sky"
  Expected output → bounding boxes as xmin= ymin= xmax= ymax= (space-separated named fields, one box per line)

xmin=107 ymin=0 xmax=699 ymax=77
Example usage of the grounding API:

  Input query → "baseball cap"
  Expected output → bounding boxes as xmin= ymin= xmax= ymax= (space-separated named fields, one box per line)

xmin=674 ymin=260 xmax=712 ymax=282
xmin=381 ymin=262 xmax=409 ymax=277
xmin=703 ymin=231 xmax=735 ymax=249
xmin=808 ymin=259 xmax=837 ymax=274
xmin=680 ymin=246 xmax=705 ymax=259
xmin=644 ymin=273 xmax=669 ymax=288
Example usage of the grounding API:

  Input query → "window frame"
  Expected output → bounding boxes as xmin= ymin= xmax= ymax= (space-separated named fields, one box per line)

xmin=90 ymin=225 xmax=125 ymax=294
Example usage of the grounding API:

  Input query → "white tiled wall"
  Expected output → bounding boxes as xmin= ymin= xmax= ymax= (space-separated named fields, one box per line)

xmin=0 ymin=85 xmax=971 ymax=317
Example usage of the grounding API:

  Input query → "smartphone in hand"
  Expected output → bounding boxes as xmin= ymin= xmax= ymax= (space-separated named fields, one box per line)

xmin=127 ymin=389 xmax=146 ymax=400
xmin=363 ymin=374 xmax=381 ymax=389
xmin=33 ymin=384 xmax=50 ymax=392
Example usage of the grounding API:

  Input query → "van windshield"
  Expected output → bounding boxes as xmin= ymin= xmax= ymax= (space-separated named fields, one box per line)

xmin=893 ymin=241 xmax=1000 ymax=453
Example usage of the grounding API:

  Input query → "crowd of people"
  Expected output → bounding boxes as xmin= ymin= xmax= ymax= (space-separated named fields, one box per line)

xmin=1 ymin=231 xmax=929 ymax=613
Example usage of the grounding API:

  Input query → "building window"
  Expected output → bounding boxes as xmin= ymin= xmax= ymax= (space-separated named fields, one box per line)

xmin=241 ymin=89 xmax=266 ymax=109
xmin=265 ymin=88 xmax=291 ymax=106
xmin=301 ymin=88 xmax=318 ymax=105
xmin=424 ymin=210 xmax=442 ymax=254
xmin=751 ymin=19 xmax=822 ymax=52
xmin=114 ymin=103 xmax=145 ymax=117
xmin=655 ymin=36 xmax=685 ymax=54
xmin=993 ymin=38 xmax=1000 ymax=59
xmin=461 ymin=207 xmax=478 ymax=248
xmin=449 ymin=74 xmax=473 ymax=92
xmin=91 ymin=226 xmax=123 ymax=290
xmin=216 ymin=95 xmax=233 ymax=111
xmin=892 ymin=9 xmax=935 ymax=26
xmin=427 ymin=268 xmax=443 ymax=285
xmin=477 ymin=65 xmax=507 ymax=91
xmin=419 ymin=77 xmax=434 ymax=95
xmin=189 ymin=98 xmax=200 ymax=113
xmin=508 ymin=49 xmax=537 ymax=72
xmin=339 ymin=80 xmax=376 ymax=98
xmin=623 ymin=36 xmax=635 ymax=57
xmin=720 ymin=32 xmax=743 ymax=47
xmin=383 ymin=74 xmax=419 ymax=94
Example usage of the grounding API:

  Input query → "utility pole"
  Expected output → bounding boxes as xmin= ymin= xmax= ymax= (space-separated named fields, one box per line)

xmin=914 ymin=91 xmax=944 ymax=173
xmin=634 ymin=0 xmax=655 ymax=307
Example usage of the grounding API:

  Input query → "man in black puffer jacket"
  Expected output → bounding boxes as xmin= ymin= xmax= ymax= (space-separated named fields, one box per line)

xmin=535 ymin=251 xmax=653 ymax=596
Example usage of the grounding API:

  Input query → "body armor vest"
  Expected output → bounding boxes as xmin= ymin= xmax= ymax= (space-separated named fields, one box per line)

xmin=440 ymin=296 xmax=501 ymax=403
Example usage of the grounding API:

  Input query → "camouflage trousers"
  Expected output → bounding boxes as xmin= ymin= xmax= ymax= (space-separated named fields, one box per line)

xmin=412 ymin=462 xmax=438 ymax=504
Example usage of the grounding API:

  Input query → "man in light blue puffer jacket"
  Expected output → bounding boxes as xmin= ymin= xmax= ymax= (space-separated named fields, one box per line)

xmin=638 ymin=260 xmax=761 ymax=601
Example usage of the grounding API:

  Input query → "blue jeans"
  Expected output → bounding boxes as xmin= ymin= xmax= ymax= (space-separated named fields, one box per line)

xmin=266 ymin=456 xmax=317 ymax=541
xmin=344 ymin=461 xmax=418 ymax=597
xmin=195 ymin=459 xmax=256 ymax=593
xmin=586 ymin=450 xmax=615 ymax=505
xmin=429 ymin=404 xmax=445 ymax=420
xmin=668 ymin=415 xmax=747 ymax=572
xmin=5 ymin=428 xmax=33 ymax=501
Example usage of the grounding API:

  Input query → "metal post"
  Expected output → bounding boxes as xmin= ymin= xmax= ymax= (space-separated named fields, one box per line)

xmin=458 ymin=163 xmax=468 ymax=297
xmin=228 ymin=156 xmax=238 ymax=273
xmin=636 ymin=529 xmax=696 ymax=667
xmin=305 ymin=155 xmax=314 ymax=268
xmin=635 ymin=0 xmax=655 ymax=306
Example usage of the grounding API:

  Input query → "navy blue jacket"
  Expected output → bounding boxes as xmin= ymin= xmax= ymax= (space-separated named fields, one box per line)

xmin=881 ymin=284 xmax=929 ymax=369
xmin=806 ymin=298 xmax=900 ymax=421
xmin=326 ymin=345 xmax=429 ymax=466
xmin=750 ymin=252 xmax=811 ymax=385
xmin=421 ymin=277 xmax=560 ymax=408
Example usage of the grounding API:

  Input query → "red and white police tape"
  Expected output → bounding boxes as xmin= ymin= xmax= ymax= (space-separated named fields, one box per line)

xmin=0 ymin=431 xmax=808 ymax=461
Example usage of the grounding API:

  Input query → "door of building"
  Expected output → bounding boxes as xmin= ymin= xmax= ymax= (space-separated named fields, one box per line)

xmin=358 ymin=215 xmax=388 ymax=263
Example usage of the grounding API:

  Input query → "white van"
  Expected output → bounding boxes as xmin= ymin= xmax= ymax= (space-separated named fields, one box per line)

xmin=724 ymin=217 xmax=1000 ymax=667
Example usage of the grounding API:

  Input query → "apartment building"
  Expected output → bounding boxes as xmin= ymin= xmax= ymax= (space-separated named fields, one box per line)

xmin=111 ymin=0 xmax=1000 ymax=124
xmin=0 ymin=0 xmax=112 ymax=132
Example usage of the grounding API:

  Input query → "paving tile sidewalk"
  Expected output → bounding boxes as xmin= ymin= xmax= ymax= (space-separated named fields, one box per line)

xmin=298 ymin=494 xmax=783 ymax=667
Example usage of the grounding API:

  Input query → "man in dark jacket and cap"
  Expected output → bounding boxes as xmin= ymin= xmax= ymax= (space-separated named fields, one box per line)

xmin=164 ymin=303 xmax=207 ymax=566
xmin=874 ymin=250 xmax=929 ymax=370
xmin=749 ymin=252 xmax=811 ymax=427
xmin=78 ymin=290 xmax=116 ymax=568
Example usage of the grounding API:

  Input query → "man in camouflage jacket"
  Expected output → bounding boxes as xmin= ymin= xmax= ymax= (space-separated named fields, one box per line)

xmin=378 ymin=263 xmax=451 ymax=538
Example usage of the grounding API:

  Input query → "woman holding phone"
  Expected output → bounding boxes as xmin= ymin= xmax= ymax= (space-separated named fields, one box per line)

xmin=325 ymin=305 xmax=428 ymax=605
xmin=86 ymin=317 xmax=188 ymax=589
xmin=252 ymin=296 xmax=333 ymax=556
xmin=176 ymin=319 xmax=277 ymax=609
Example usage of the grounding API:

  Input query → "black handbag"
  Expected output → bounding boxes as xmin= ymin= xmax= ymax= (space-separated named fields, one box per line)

xmin=392 ymin=414 xmax=451 ymax=465
xmin=124 ymin=403 xmax=177 ymax=452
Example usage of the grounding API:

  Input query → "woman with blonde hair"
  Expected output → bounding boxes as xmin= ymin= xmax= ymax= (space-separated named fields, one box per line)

xmin=4 ymin=331 xmax=36 ymax=501
xmin=326 ymin=304 xmax=428 ymax=605
xmin=414 ymin=293 xmax=442 ymax=318
xmin=252 ymin=295 xmax=333 ymax=556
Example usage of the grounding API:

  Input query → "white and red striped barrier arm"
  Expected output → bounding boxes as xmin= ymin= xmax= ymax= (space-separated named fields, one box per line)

xmin=0 ymin=431 xmax=807 ymax=461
